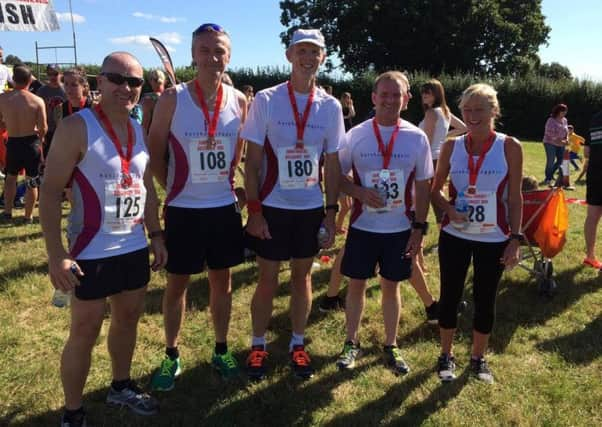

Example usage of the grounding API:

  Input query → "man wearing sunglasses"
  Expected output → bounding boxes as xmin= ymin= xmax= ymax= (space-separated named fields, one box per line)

xmin=40 ymin=52 xmax=166 ymax=426
xmin=148 ymin=23 xmax=248 ymax=388
xmin=241 ymin=29 xmax=344 ymax=380
xmin=37 ymin=64 xmax=66 ymax=157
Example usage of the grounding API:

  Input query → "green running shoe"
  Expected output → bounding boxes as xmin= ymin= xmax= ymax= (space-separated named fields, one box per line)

xmin=212 ymin=350 xmax=239 ymax=379
xmin=150 ymin=356 xmax=181 ymax=391
xmin=336 ymin=341 xmax=361 ymax=370
xmin=383 ymin=345 xmax=410 ymax=375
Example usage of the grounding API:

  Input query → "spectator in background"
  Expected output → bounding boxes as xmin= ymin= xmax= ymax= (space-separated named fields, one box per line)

xmin=567 ymin=125 xmax=585 ymax=171
xmin=418 ymin=79 xmax=467 ymax=224
xmin=241 ymin=84 xmax=254 ymax=105
xmin=583 ymin=110 xmax=602 ymax=271
xmin=141 ymin=69 xmax=165 ymax=135
xmin=0 ymin=65 xmax=47 ymax=223
xmin=37 ymin=64 xmax=66 ymax=157
xmin=0 ymin=47 xmax=13 ymax=93
xmin=542 ymin=103 xmax=568 ymax=186
xmin=58 ymin=68 xmax=92 ymax=122
xmin=340 ymin=92 xmax=355 ymax=131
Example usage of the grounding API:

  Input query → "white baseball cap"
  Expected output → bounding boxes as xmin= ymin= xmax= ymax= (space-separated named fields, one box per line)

xmin=289 ymin=29 xmax=325 ymax=49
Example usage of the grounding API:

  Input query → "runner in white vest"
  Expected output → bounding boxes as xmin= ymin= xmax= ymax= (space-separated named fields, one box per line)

xmin=40 ymin=52 xmax=166 ymax=426
xmin=334 ymin=71 xmax=433 ymax=374
xmin=147 ymin=23 xmax=247 ymax=387
xmin=242 ymin=29 xmax=344 ymax=381
xmin=431 ymin=83 xmax=523 ymax=385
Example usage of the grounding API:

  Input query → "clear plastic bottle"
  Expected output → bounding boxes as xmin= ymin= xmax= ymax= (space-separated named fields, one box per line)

xmin=452 ymin=191 xmax=469 ymax=229
xmin=51 ymin=289 xmax=71 ymax=308
xmin=317 ymin=223 xmax=329 ymax=247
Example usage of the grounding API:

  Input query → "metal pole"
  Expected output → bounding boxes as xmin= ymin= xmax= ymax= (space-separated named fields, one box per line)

xmin=68 ymin=0 xmax=78 ymax=65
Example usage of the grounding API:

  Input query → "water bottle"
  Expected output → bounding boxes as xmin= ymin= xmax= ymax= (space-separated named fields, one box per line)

xmin=377 ymin=182 xmax=388 ymax=209
xmin=317 ymin=223 xmax=329 ymax=247
xmin=52 ymin=289 xmax=71 ymax=308
xmin=452 ymin=192 xmax=468 ymax=229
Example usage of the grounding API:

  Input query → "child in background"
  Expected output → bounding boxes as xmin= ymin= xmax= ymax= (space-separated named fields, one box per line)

xmin=568 ymin=125 xmax=585 ymax=172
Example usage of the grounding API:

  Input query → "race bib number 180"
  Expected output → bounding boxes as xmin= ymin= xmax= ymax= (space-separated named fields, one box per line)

xmin=103 ymin=180 xmax=146 ymax=234
xmin=277 ymin=145 xmax=319 ymax=190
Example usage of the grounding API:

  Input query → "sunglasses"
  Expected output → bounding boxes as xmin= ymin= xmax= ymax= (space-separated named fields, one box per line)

xmin=47 ymin=72 xmax=59 ymax=77
xmin=192 ymin=23 xmax=227 ymax=37
xmin=100 ymin=72 xmax=144 ymax=88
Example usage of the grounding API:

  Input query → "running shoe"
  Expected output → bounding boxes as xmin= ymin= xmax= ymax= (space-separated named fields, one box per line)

xmin=212 ymin=350 xmax=239 ymax=379
xmin=290 ymin=344 xmax=314 ymax=379
xmin=425 ymin=300 xmax=439 ymax=325
xmin=383 ymin=345 xmax=410 ymax=375
xmin=318 ymin=295 xmax=345 ymax=312
xmin=336 ymin=341 xmax=361 ymax=370
xmin=150 ymin=356 xmax=181 ymax=391
xmin=246 ymin=345 xmax=268 ymax=381
xmin=470 ymin=357 xmax=494 ymax=384
xmin=60 ymin=410 xmax=87 ymax=427
xmin=583 ymin=258 xmax=602 ymax=269
xmin=106 ymin=381 xmax=159 ymax=415
xmin=437 ymin=353 xmax=456 ymax=382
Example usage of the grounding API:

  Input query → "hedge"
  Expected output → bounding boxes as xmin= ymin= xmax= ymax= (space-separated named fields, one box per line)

xmin=80 ymin=64 xmax=602 ymax=140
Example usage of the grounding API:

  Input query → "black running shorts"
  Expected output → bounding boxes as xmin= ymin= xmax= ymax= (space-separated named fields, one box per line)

xmin=164 ymin=203 xmax=244 ymax=274
xmin=74 ymin=247 xmax=150 ymax=300
xmin=5 ymin=135 xmax=42 ymax=177
xmin=245 ymin=205 xmax=324 ymax=261
xmin=341 ymin=227 xmax=412 ymax=282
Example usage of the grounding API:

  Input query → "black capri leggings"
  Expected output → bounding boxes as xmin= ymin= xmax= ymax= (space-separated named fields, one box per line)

xmin=438 ymin=230 xmax=508 ymax=334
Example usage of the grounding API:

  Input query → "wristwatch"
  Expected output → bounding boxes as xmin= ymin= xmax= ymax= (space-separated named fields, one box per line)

xmin=411 ymin=221 xmax=429 ymax=235
xmin=509 ymin=233 xmax=524 ymax=242
xmin=325 ymin=204 xmax=339 ymax=213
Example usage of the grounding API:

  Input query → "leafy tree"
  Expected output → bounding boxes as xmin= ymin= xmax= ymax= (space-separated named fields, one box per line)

xmin=538 ymin=62 xmax=572 ymax=80
xmin=280 ymin=0 xmax=550 ymax=76
xmin=4 ymin=54 xmax=22 ymax=66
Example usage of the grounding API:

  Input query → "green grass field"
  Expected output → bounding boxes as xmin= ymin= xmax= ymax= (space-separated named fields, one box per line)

xmin=0 ymin=141 xmax=600 ymax=426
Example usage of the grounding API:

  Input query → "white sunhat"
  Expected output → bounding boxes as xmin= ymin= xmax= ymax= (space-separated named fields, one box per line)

xmin=289 ymin=29 xmax=325 ymax=49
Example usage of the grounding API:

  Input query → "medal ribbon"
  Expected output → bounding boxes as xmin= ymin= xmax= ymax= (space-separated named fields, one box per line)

xmin=372 ymin=118 xmax=401 ymax=170
xmin=94 ymin=104 xmax=134 ymax=185
xmin=67 ymin=97 xmax=86 ymax=116
xmin=466 ymin=131 xmax=496 ymax=188
xmin=193 ymin=79 xmax=223 ymax=139
xmin=286 ymin=81 xmax=315 ymax=145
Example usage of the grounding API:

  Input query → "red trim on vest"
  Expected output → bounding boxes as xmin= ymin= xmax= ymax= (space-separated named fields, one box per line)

xmin=69 ymin=168 xmax=102 ymax=258
xmin=404 ymin=169 xmax=415 ymax=222
xmin=164 ymin=132 xmax=189 ymax=207
xmin=258 ymin=137 xmax=278 ymax=201
xmin=349 ymin=164 xmax=363 ymax=226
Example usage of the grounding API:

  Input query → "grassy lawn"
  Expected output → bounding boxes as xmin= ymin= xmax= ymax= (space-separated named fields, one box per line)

xmin=0 ymin=141 xmax=600 ymax=426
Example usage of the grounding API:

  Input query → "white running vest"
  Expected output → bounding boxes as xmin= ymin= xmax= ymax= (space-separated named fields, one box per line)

xmin=442 ymin=132 xmax=510 ymax=242
xmin=67 ymin=109 xmax=149 ymax=259
xmin=166 ymin=83 xmax=242 ymax=208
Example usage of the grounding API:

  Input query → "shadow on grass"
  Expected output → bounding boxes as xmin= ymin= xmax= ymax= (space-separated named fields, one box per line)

xmin=490 ymin=265 xmax=600 ymax=353
xmin=0 ymin=230 xmax=43 ymax=244
xmin=0 ymin=262 xmax=47 ymax=292
xmin=536 ymin=314 xmax=602 ymax=364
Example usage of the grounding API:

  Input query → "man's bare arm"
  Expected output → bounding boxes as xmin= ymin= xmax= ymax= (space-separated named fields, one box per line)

xmin=147 ymin=88 xmax=176 ymax=189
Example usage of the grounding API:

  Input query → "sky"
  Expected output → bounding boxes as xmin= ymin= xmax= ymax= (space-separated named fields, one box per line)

xmin=0 ymin=0 xmax=599 ymax=81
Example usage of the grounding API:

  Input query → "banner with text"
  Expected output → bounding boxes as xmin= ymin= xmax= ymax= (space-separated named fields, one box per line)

xmin=0 ymin=0 xmax=60 ymax=32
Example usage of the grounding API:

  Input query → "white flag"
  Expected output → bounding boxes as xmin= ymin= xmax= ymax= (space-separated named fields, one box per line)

xmin=0 ymin=0 xmax=60 ymax=32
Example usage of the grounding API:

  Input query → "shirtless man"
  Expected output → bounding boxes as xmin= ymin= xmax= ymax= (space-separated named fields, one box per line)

xmin=0 ymin=65 xmax=47 ymax=222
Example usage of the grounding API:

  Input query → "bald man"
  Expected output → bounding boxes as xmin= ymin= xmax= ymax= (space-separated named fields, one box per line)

xmin=40 ymin=52 xmax=167 ymax=426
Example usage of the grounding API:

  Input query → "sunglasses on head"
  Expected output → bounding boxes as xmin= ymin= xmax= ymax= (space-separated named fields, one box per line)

xmin=100 ymin=72 xmax=144 ymax=88
xmin=192 ymin=23 xmax=227 ymax=37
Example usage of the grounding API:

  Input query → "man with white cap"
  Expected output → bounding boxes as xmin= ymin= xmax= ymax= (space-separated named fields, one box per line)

xmin=242 ymin=28 xmax=344 ymax=380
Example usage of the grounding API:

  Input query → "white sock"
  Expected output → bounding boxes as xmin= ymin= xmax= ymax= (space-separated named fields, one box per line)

xmin=289 ymin=332 xmax=304 ymax=351
xmin=251 ymin=335 xmax=266 ymax=350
